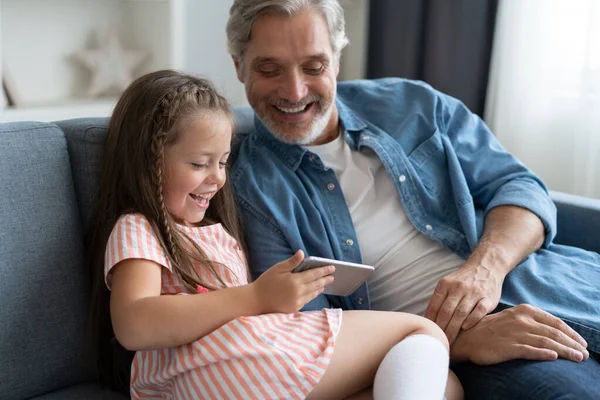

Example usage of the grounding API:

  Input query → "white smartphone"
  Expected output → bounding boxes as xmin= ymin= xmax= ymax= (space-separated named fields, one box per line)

xmin=293 ymin=256 xmax=375 ymax=296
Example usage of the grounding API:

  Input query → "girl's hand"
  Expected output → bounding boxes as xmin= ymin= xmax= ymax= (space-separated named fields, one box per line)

xmin=251 ymin=250 xmax=335 ymax=314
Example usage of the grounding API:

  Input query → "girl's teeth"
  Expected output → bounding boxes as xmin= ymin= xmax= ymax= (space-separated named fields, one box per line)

xmin=191 ymin=194 xmax=209 ymax=205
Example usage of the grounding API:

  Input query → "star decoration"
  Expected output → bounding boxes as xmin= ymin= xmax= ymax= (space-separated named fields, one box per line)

xmin=74 ymin=31 xmax=147 ymax=97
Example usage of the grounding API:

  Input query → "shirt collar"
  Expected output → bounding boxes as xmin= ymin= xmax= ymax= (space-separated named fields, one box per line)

xmin=252 ymin=97 xmax=368 ymax=171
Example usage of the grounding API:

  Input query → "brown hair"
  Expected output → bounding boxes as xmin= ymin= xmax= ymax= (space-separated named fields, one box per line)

xmin=86 ymin=69 xmax=247 ymax=393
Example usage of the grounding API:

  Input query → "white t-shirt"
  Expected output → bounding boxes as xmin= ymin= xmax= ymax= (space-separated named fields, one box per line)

xmin=306 ymin=131 xmax=465 ymax=315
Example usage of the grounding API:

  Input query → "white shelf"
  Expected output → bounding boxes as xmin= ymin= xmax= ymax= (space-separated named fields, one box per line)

xmin=0 ymin=98 xmax=117 ymax=123
xmin=0 ymin=0 xmax=185 ymax=119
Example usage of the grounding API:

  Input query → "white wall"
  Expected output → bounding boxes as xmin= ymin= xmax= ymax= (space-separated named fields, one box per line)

xmin=184 ymin=0 xmax=247 ymax=106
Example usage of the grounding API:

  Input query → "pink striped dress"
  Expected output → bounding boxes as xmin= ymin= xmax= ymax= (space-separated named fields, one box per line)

xmin=105 ymin=214 xmax=342 ymax=399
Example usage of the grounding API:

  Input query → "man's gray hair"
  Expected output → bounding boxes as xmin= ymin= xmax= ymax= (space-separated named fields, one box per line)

xmin=226 ymin=0 xmax=349 ymax=62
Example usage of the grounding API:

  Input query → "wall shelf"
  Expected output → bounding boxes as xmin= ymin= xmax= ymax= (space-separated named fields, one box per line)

xmin=0 ymin=0 xmax=184 ymax=122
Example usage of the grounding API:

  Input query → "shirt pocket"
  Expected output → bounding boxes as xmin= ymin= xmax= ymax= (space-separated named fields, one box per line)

xmin=407 ymin=129 xmax=448 ymax=196
xmin=407 ymin=130 xmax=463 ymax=226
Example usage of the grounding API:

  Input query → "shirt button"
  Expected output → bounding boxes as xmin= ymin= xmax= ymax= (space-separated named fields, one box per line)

xmin=399 ymin=175 xmax=406 ymax=183
xmin=357 ymin=297 xmax=364 ymax=305
xmin=327 ymin=183 xmax=335 ymax=191
xmin=346 ymin=239 xmax=354 ymax=246
xmin=309 ymin=155 xmax=316 ymax=161
xmin=426 ymin=224 xmax=433 ymax=231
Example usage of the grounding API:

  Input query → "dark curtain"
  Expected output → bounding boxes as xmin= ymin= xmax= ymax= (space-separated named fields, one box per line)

xmin=367 ymin=0 xmax=499 ymax=117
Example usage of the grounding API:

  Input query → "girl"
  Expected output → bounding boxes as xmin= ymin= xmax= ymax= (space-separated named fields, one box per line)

xmin=87 ymin=70 xmax=462 ymax=400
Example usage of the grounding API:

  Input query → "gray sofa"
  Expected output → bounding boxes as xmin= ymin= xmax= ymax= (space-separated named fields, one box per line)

xmin=1 ymin=108 xmax=600 ymax=399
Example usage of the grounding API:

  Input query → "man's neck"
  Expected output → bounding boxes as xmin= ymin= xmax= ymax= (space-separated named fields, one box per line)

xmin=307 ymin=106 xmax=340 ymax=146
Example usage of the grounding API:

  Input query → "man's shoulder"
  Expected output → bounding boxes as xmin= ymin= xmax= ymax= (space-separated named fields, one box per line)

xmin=337 ymin=77 xmax=445 ymax=103
xmin=336 ymin=78 xmax=452 ymax=133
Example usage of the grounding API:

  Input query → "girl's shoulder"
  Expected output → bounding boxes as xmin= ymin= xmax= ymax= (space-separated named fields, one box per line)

xmin=110 ymin=213 xmax=162 ymax=246
xmin=116 ymin=212 xmax=149 ymax=225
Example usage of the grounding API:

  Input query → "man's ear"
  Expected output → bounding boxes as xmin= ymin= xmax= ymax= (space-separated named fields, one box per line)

xmin=334 ymin=52 xmax=341 ymax=77
xmin=232 ymin=56 xmax=245 ymax=83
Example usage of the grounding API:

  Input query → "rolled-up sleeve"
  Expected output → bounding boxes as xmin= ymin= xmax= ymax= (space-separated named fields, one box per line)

xmin=440 ymin=94 xmax=557 ymax=247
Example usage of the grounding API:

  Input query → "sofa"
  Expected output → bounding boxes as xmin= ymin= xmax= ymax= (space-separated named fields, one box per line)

xmin=1 ymin=108 xmax=600 ymax=399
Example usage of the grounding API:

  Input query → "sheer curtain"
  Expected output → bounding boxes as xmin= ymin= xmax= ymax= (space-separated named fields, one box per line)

xmin=485 ymin=0 xmax=600 ymax=198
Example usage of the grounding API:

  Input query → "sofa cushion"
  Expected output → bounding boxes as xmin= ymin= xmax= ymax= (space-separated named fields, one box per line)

xmin=56 ymin=106 xmax=256 ymax=229
xmin=29 ymin=382 xmax=127 ymax=400
xmin=57 ymin=118 xmax=108 ymax=228
xmin=0 ymin=122 xmax=93 ymax=399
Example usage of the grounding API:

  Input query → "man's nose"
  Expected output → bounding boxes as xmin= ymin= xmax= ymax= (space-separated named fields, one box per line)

xmin=278 ymin=69 xmax=308 ymax=103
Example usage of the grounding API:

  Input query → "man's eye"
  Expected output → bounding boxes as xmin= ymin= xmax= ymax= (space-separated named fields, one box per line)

xmin=259 ymin=70 xmax=279 ymax=77
xmin=305 ymin=68 xmax=324 ymax=75
xmin=258 ymin=65 xmax=280 ymax=75
xmin=192 ymin=163 xmax=208 ymax=169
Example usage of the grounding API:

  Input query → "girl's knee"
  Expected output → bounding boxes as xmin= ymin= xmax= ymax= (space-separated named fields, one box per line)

xmin=412 ymin=317 xmax=449 ymax=351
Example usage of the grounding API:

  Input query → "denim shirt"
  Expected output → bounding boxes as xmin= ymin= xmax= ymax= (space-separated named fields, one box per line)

xmin=230 ymin=78 xmax=600 ymax=353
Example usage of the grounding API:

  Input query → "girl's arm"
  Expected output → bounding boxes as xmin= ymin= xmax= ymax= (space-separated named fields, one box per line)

xmin=110 ymin=251 xmax=334 ymax=351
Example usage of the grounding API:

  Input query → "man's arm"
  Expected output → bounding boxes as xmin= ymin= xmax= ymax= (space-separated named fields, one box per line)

xmin=425 ymin=204 xmax=545 ymax=342
xmin=422 ymin=93 xmax=558 ymax=345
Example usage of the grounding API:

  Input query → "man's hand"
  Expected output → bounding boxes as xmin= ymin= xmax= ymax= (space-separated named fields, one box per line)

xmin=450 ymin=304 xmax=589 ymax=365
xmin=425 ymin=259 xmax=503 ymax=344
xmin=426 ymin=205 xmax=547 ymax=344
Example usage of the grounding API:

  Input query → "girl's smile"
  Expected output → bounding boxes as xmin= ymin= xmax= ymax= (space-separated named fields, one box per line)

xmin=162 ymin=113 xmax=232 ymax=226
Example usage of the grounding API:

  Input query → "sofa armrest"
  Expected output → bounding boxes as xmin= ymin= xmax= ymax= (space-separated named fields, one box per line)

xmin=550 ymin=190 xmax=600 ymax=254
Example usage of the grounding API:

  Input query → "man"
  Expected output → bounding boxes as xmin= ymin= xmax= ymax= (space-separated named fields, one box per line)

xmin=226 ymin=0 xmax=600 ymax=398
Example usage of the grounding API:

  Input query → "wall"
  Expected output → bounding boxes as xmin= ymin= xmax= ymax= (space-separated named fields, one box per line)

xmin=185 ymin=0 xmax=247 ymax=106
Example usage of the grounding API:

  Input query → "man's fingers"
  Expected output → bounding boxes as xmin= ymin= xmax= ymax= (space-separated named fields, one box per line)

xmin=461 ymin=298 xmax=493 ymax=330
xmin=444 ymin=298 xmax=476 ymax=344
xmin=425 ymin=286 xmax=448 ymax=321
xmin=434 ymin=296 xmax=462 ymax=332
xmin=507 ymin=344 xmax=558 ymax=362
xmin=537 ymin=325 xmax=590 ymax=360
xmin=525 ymin=333 xmax=586 ymax=362
xmin=530 ymin=306 xmax=588 ymax=348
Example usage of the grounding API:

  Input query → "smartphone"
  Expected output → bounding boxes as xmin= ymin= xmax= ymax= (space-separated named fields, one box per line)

xmin=293 ymin=256 xmax=375 ymax=296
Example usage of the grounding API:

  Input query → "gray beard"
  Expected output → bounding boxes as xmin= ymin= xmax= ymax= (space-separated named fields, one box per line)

xmin=258 ymin=102 xmax=335 ymax=145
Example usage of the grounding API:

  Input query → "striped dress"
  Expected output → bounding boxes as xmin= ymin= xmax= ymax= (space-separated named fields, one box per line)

xmin=105 ymin=214 xmax=342 ymax=399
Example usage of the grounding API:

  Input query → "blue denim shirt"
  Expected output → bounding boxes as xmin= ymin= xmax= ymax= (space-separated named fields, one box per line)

xmin=230 ymin=78 xmax=600 ymax=353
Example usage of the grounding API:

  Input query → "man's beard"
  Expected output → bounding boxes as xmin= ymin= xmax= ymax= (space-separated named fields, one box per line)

xmin=252 ymin=91 xmax=336 ymax=145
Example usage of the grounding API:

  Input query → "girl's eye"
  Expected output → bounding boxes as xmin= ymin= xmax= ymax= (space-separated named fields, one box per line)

xmin=192 ymin=163 xmax=208 ymax=169
xmin=219 ymin=162 xmax=228 ymax=169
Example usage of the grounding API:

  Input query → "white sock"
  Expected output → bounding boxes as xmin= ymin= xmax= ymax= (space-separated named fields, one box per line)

xmin=373 ymin=334 xmax=449 ymax=400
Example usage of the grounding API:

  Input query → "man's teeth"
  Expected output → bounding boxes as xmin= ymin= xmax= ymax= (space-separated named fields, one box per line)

xmin=275 ymin=104 xmax=308 ymax=114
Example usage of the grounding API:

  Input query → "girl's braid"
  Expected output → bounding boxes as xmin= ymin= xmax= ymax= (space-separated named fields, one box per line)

xmin=150 ymin=131 xmax=179 ymax=265
xmin=150 ymin=82 xmax=210 ymax=266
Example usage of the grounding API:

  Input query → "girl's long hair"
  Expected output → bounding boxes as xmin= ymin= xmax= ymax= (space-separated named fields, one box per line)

xmin=85 ymin=70 xmax=248 ymax=393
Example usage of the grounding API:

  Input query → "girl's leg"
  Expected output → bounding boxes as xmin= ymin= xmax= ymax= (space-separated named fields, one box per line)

xmin=344 ymin=388 xmax=373 ymax=400
xmin=446 ymin=370 xmax=464 ymax=400
xmin=308 ymin=310 xmax=450 ymax=400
